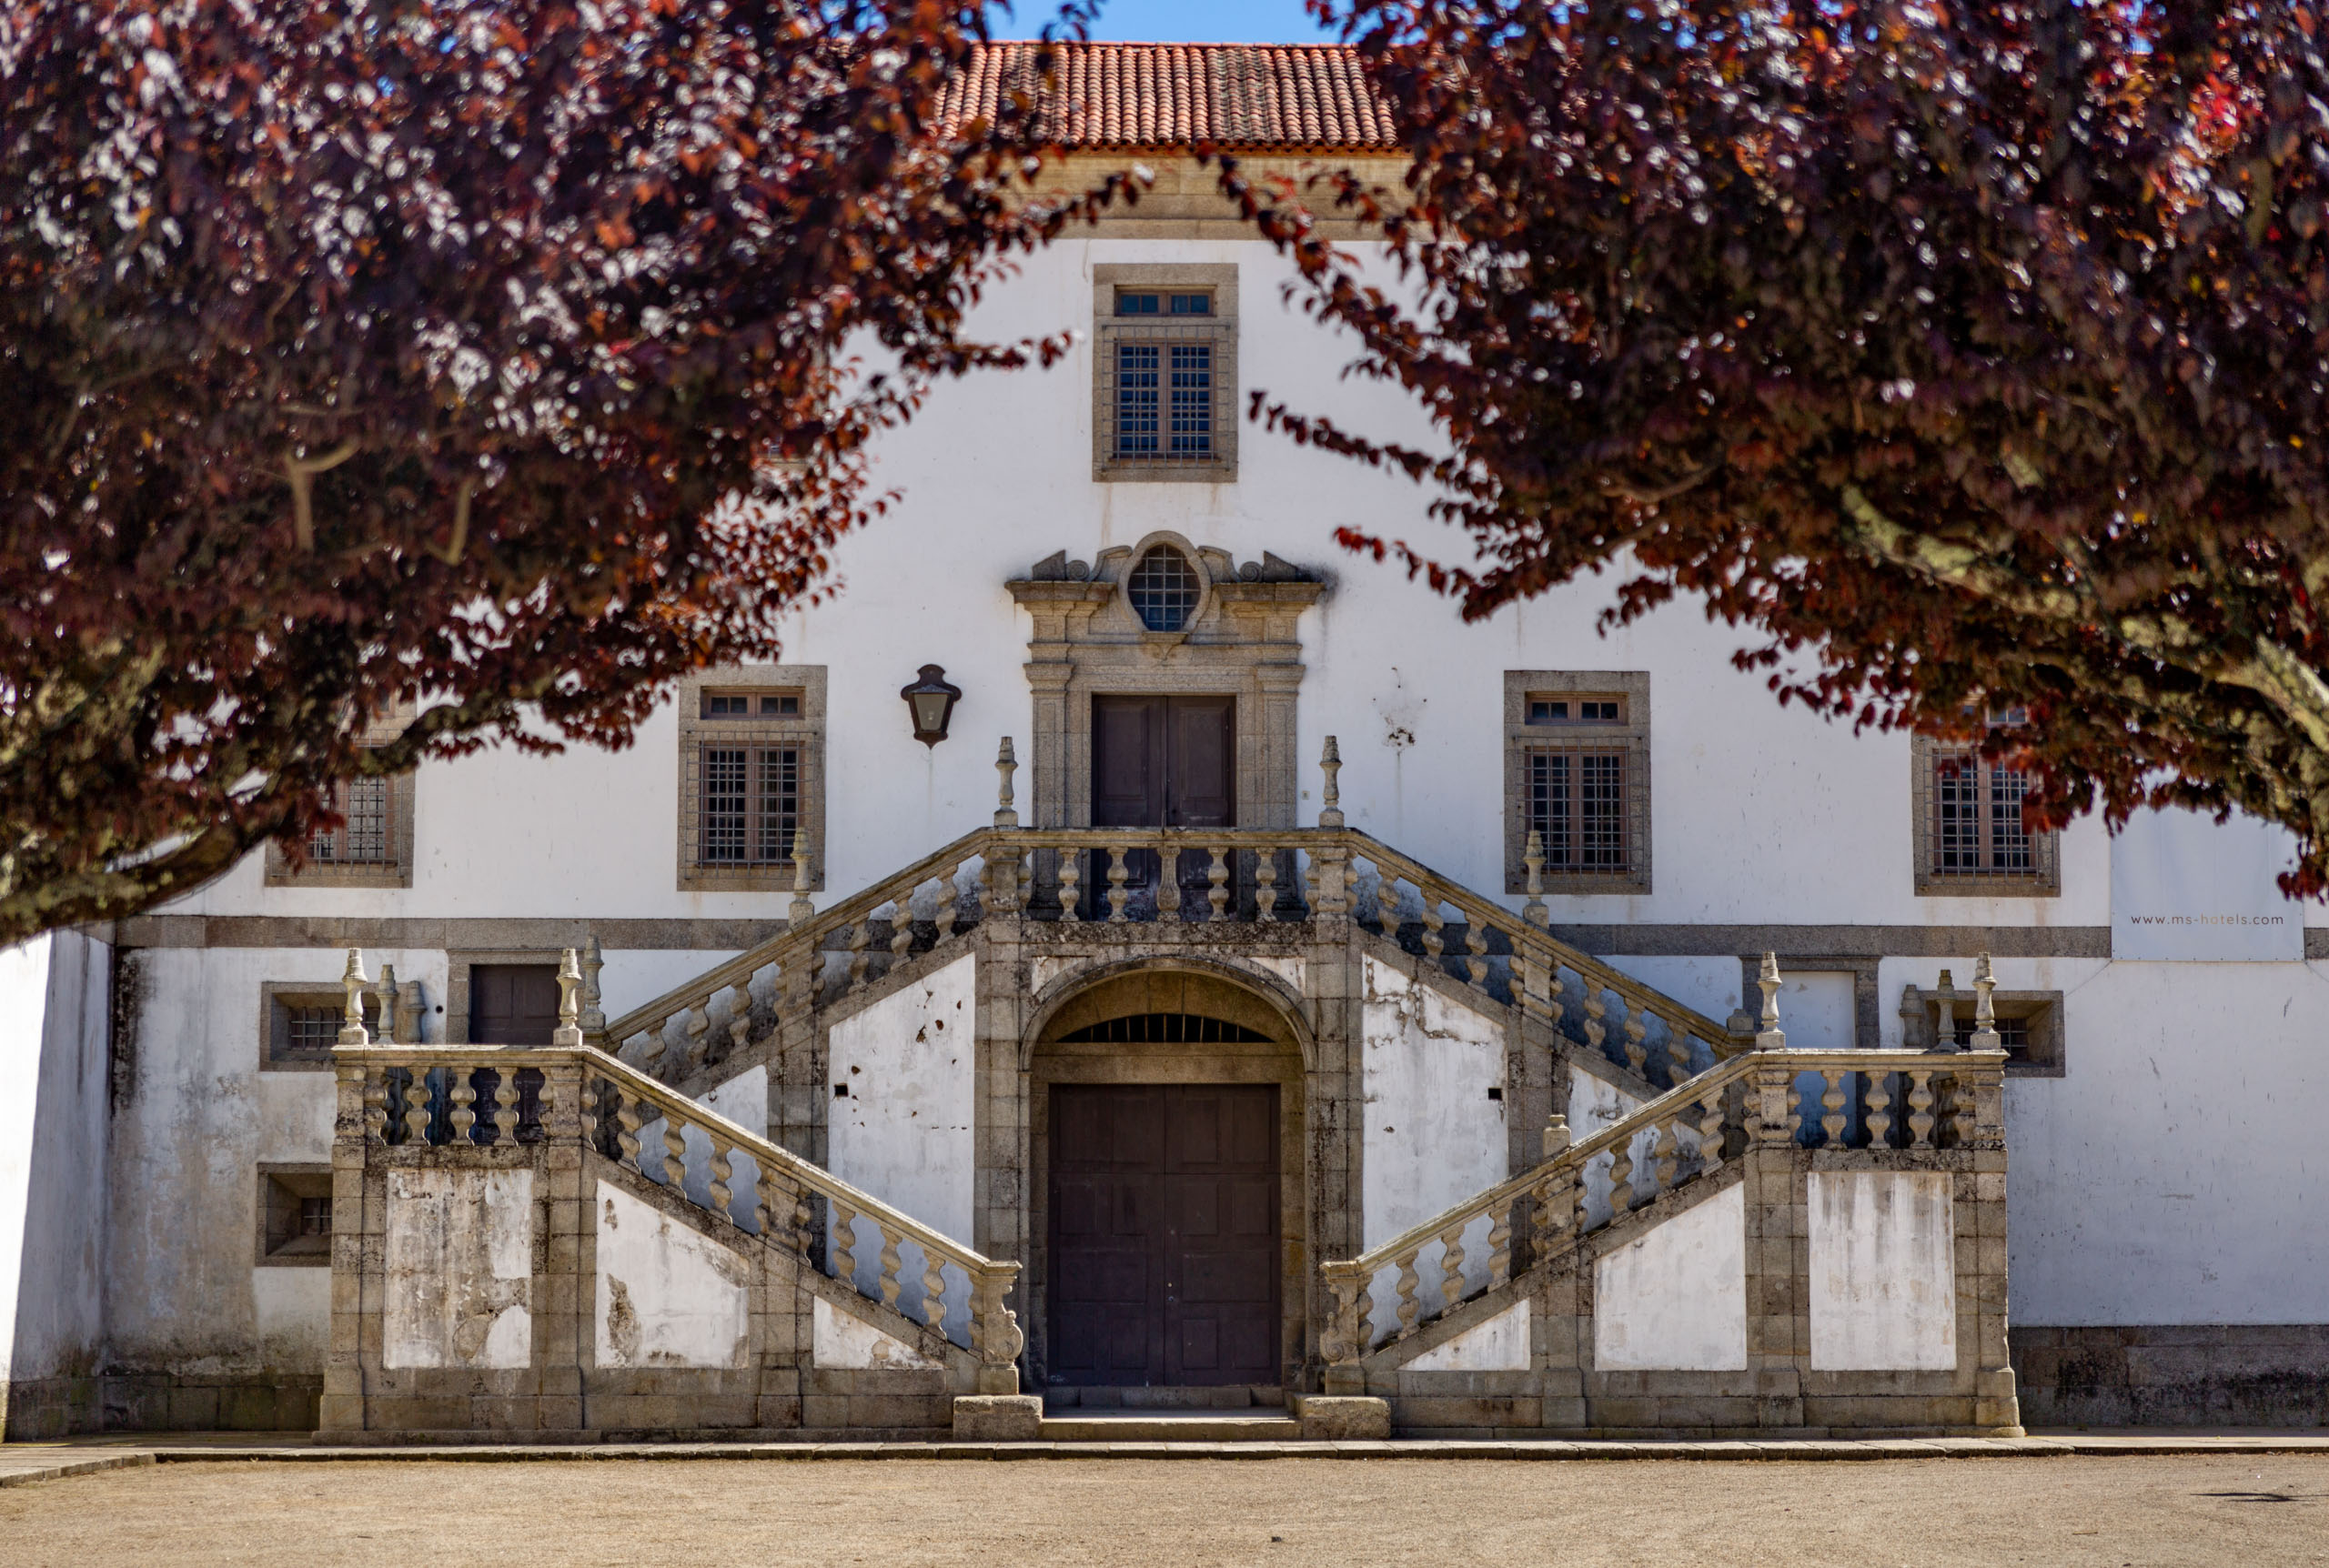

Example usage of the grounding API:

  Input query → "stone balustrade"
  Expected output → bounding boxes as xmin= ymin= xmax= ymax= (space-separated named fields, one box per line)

xmin=1319 ymin=1040 xmax=2008 ymax=1369
xmin=337 ymin=1026 xmax=1023 ymax=1389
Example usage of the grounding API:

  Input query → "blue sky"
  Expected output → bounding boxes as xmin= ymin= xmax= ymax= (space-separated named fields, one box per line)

xmin=993 ymin=0 xmax=1342 ymax=44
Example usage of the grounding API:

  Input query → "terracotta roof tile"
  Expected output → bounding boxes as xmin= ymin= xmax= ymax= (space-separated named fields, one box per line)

xmin=941 ymin=42 xmax=1400 ymax=152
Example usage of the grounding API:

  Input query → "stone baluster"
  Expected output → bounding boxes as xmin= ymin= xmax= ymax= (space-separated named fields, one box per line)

xmin=338 ymin=949 xmax=371 ymax=1047
xmin=876 ymin=1221 xmax=906 ymax=1310
xmin=1948 ymin=1072 xmax=1980 ymax=1148
xmin=493 ymin=1068 xmax=520 ymax=1144
xmin=363 ymin=1072 xmax=390 ymax=1143
xmin=753 ymin=1167 xmax=794 ymax=1250
xmin=1522 ymin=829 xmax=1548 ymax=929
xmin=1393 ymin=1246 xmax=1423 ymax=1340
xmin=662 ymin=1109 xmax=689 ymax=1189
xmin=1464 ymin=917 xmax=1489 ymax=987
xmin=1531 ymin=1167 xmax=1573 ymax=1261
xmin=1622 ymin=1005 xmax=1649 ymax=1079
xmin=1653 ymin=1114 xmax=1681 ymax=1195
xmin=1374 ymin=862 xmax=1402 ymax=938
xmin=973 ymin=1265 xmax=1025 ymax=1392
xmin=1698 ymin=1081 xmax=1728 ymax=1175
xmin=1749 ymin=1059 xmax=1800 ymax=1147
xmin=1487 ymin=1196 xmax=1514 ymax=1291
xmin=789 ymin=829 xmax=816 ymax=926
xmin=1657 ymin=1012 xmax=1689 ymax=1087
xmin=1104 ymin=846 xmax=1130 ymax=922
xmin=1301 ymin=847 xmax=1321 ymax=911
xmin=934 ymin=866 xmax=964 ymax=944
xmin=708 ymin=1137 xmax=735 ymax=1222
xmin=402 ymin=1070 xmax=432 ymax=1146
xmin=889 ymin=881 xmax=919 ymax=960
xmin=1055 ymin=845 xmax=1083 ymax=924
xmin=1755 ymin=952 xmax=1787 ymax=1050
xmin=377 ymin=964 xmax=399 ymax=1045
xmin=1317 ymin=736 xmax=1344 ymax=827
xmin=1419 ymin=892 xmax=1445 ymax=960
xmin=1160 ymin=846 xmax=1185 ymax=920
xmin=993 ymin=737 xmax=1019 ymax=829
xmin=580 ymin=935 xmax=607 ymax=1037
xmin=615 ymin=1087 xmax=644 ymax=1172
xmin=920 ymin=1250 xmax=947 ymax=1332
xmin=1581 ymin=979 xmax=1608 ymax=1063
xmin=1907 ymin=1070 xmax=1938 ymax=1149
xmin=1608 ymin=1131 xmax=1637 ymax=1214
xmin=1207 ymin=846 xmax=1230 ymax=920
xmin=728 ymin=976 xmax=758 ymax=1060
xmin=682 ymin=998 xmax=712 ymax=1075
xmin=830 ymin=1198 xmax=858 ymax=1285
xmin=1255 ymin=849 xmax=1279 ymax=921
xmin=1864 ymin=1068 xmax=1894 ymax=1148
xmin=1437 ymin=1221 xmax=1468 ymax=1313
xmin=449 ymin=1074 xmax=478 ymax=1142
xmin=1820 ymin=1069 xmax=1849 ymax=1146
xmin=1319 ymin=1262 xmax=1366 ymax=1373
xmin=846 ymin=919 xmax=872 ymax=990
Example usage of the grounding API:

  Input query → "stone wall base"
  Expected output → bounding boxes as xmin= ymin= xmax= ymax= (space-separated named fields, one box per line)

xmin=2 ymin=1373 xmax=321 ymax=1442
xmin=2011 ymin=1325 xmax=2329 ymax=1427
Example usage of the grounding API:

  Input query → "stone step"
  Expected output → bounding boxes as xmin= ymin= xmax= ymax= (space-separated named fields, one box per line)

xmin=1036 ymin=1412 xmax=1304 ymax=1443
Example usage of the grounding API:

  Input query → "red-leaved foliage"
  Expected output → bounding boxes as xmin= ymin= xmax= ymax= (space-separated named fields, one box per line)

xmin=1232 ymin=0 xmax=2329 ymax=896
xmin=0 ymin=0 xmax=1120 ymax=940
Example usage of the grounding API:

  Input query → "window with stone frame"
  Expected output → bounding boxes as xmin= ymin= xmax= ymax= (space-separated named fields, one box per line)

xmin=676 ymin=666 xmax=825 ymax=892
xmin=260 ymin=983 xmax=382 ymax=1072
xmin=265 ymin=745 xmax=417 ymax=889
xmin=257 ymin=1164 xmax=334 ymax=1265
xmin=1504 ymin=671 xmax=1652 ymax=895
xmin=1093 ymin=265 xmax=1237 ymax=483
xmin=1911 ymin=715 xmax=2060 ymax=895
xmin=1902 ymin=980 xmax=2066 ymax=1078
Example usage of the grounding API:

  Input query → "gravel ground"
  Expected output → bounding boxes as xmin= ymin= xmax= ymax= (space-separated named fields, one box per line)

xmin=1 ymin=1455 xmax=2325 ymax=1567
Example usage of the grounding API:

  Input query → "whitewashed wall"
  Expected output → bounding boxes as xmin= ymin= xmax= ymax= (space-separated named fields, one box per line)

xmin=0 ymin=931 xmax=111 ymax=1425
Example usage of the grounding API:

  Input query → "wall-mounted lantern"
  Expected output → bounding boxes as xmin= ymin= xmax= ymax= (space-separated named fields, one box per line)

xmin=901 ymin=664 xmax=962 ymax=747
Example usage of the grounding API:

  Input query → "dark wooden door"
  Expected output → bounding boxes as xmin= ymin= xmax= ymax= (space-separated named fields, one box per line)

xmin=1048 ymin=1082 xmax=1279 ymax=1387
xmin=1090 ymin=695 xmax=1234 ymax=913
xmin=469 ymin=964 xmax=560 ymax=1044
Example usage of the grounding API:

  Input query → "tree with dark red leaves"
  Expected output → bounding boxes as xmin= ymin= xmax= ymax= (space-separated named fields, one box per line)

xmin=1237 ymin=1 xmax=2329 ymax=895
xmin=0 ymin=0 xmax=1112 ymax=941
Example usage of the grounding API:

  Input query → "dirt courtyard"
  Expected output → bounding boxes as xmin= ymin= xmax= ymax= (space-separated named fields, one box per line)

xmin=2 ymin=1454 xmax=2325 ymax=1567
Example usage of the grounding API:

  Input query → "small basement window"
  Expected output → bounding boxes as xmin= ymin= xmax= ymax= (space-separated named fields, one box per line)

xmin=257 ymin=1166 xmax=335 ymax=1266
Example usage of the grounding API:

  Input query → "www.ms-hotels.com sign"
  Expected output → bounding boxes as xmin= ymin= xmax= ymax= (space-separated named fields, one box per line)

xmin=2110 ymin=807 xmax=2306 ymax=962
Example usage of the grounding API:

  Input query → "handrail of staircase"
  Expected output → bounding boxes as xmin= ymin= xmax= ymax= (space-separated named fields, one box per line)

xmin=336 ymin=1041 xmax=1024 ymax=1382
xmin=1316 ymin=1046 xmax=2007 ymax=1367
xmin=1340 ymin=828 xmax=1753 ymax=1066
xmin=594 ymin=817 xmax=1752 ymax=1082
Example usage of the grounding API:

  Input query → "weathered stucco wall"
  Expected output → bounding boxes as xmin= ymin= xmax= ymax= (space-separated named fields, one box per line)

xmin=0 ymin=931 xmax=111 ymax=1438
xmin=1593 ymin=1183 xmax=1748 ymax=1372
xmin=826 ymin=953 xmax=976 ymax=1337
xmin=1808 ymin=1171 xmax=1957 ymax=1372
xmin=593 ymin=1182 xmax=749 ymax=1370
xmin=383 ymin=1168 xmax=532 ymax=1370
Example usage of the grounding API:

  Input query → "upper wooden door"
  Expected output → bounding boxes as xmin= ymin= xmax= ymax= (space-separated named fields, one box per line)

xmin=468 ymin=964 xmax=560 ymax=1044
xmin=1090 ymin=695 xmax=1234 ymax=913
xmin=1047 ymin=1082 xmax=1280 ymax=1388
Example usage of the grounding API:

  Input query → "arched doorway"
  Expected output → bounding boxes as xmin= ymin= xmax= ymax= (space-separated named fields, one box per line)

xmin=1024 ymin=966 xmax=1307 ymax=1400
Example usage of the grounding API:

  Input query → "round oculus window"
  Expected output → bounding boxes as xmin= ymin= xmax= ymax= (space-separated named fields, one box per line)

xmin=1126 ymin=547 xmax=1201 ymax=632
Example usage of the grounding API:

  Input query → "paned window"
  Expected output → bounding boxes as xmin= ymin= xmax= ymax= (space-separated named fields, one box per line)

xmin=257 ymin=1166 xmax=334 ymax=1264
xmin=1505 ymin=673 xmax=1652 ymax=894
xmin=677 ymin=668 xmax=825 ymax=891
xmin=1912 ymin=719 xmax=2058 ymax=894
xmin=310 ymin=774 xmax=393 ymax=864
xmin=264 ymin=988 xmax=380 ymax=1070
xmin=268 ymin=734 xmax=415 ymax=887
xmin=1126 ymin=546 xmax=1203 ymax=632
xmin=1094 ymin=268 xmax=1235 ymax=480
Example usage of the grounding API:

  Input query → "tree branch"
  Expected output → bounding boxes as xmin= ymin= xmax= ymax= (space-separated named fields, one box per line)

xmin=283 ymin=440 xmax=360 ymax=551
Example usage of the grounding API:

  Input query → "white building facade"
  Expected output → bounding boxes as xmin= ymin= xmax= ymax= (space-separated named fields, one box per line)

xmin=4 ymin=43 xmax=2325 ymax=1440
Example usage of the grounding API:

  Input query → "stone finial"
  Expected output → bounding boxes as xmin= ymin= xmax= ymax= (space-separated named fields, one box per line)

xmin=338 ymin=948 xmax=371 ymax=1047
xmin=1931 ymin=966 xmax=1961 ymax=1053
xmin=1541 ymin=1111 xmax=1571 ymax=1161
xmin=1754 ymin=952 xmax=1787 ymax=1050
xmin=580 ymin=934 xmax=606 ymax=1033
xmin=789 ymin=829 xmax=816 ymax=924
xmin=378 ymin=963 xmax=399 ymax=1045
xmin=1899 ymin=981 xmax=1928 ymax=1051
xmin=994 ymin=736 xmax=1019 ymax=829
xmin=1522 ymin=829 xmax=1548 ymax=929
xmin=553 ymin=948 xmax=585 ymax=1048
xmin=1970 ymin=952 xmax=2002 ymax=1052
xmin=1317 ymin=735 xmax=1345 ymax=828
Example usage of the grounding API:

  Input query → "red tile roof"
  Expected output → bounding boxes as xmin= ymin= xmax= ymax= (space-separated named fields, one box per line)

xmin=943 ymin=42 xmax=1400 ymax=152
